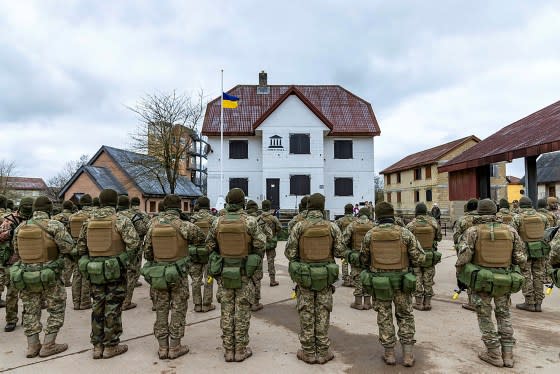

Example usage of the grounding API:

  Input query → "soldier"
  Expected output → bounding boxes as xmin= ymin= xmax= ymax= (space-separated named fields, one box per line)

xmin=550 ymin=228 xmax=560 ymax=275
xmin=77 ymin=189 xmax=140 ymax=359
xmin=511 ymin=200 xmax=520 ymax=213
xmin=335 ymin=204 xmax=356 ymax=287
xmin=92 ymin=197 xmax=100 ymax=210
xmin=13 ymin=196 xmax=74 ymax=357
xmin=259 ymin=200 xmax=282 ymax=287
xmin=287 ymin=195 xmax=309 ymax=233
xmin=343 ymin=207 xmax=374 ymax=310
xmin=206 ymin=188 xmax=266 ymax=362
xmin=359 ymin=202 xmax=425 ymax=367
xmin=512 ymin=196 xmax=549 ymax=312
xmin=537 ymin=198 xmax=558 ymax=227
xmin=406 ymin=202 xmax=442 ymax=311
xmin=68 ymin=194 xmax=94 ymax=310
xmin=455 ymin=199 xmax=526 ymax=368
xmin=453 ymin=198 xmax=478 ymax=311
xmin=0 ymin=197 xmax=32 ymax=331
xmin=285 ymin=193 xmax=344 ymax=364
xmin=0 ymin=195 xmax=6 ymax=218
xmin=143 ymin=194 xmax=206 ymax=359
xmin=548 ymin=197 xmax=559 ymax=221
xmin=52 ymin=200 xmax=75 ymax=287
xmin=128 ymin=196 xmax=150 ymax=289
xmin=189 ymin=196 xmax=217 ymax=312
xmin=495 ymin=199 xmax=514 ymax=225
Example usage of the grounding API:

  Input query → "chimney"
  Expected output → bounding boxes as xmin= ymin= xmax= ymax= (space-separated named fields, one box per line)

xmin=259 ymin=70 xmax=267 ymax=86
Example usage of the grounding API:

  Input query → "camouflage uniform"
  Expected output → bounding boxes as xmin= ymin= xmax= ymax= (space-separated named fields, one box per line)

xmin=189 ymin=209 xmax=217 ymax=309
xmin=247 ymin=208 xmax=272 ymax=310
xmin=453 ymin=211 xmax=478 ymax=310
xmin=285 ymin=209 xmax=345 ymax=362
xmin=550 ymin=230 xmax=560 ymax=267
xmin=342 ymin=215 xmax=372 ymax=299
xmin=288 ymin=211 xmax=307 ymax=233
xmin=538 ymin=208 xmax=558 ymax=227
xmin=77 ymin=206 xmax=140 ymax=349
xmin=335 ymin=214 xmax=356 ymax=285
xmin=52 ymin=209 xmax=74 ymax=286
xmin=69 ymin=206 xmax=94 ymax=310
xmin=495 ymin=208 xmax=514 ymax=225
xmin=259 ymin=211 xmax=282 ymax=284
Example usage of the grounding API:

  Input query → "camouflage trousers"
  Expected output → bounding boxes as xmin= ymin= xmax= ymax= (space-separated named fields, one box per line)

xmin=413 ymin=266 xmax=436 ymax=298
xmin=341 ymin=259 xmax=349 ymax=282
xmin=90 ymin=279 xmax=126 ymax=346
xmin=71 ymin=263 xmax=91 ymax=308
xmin=252 ymin=260 xmax=263 ymax=304
xmin=472 ymin=291 xmax=515 ymax=348
xmin=0 ymin=266 xmax=19 ymax=324
xmin=521 ymin=257 xmax=545 ymax=304
xmin=190 ymin=262 xmax=213 ymax=307
xmin=62 ymin=256 xmax=75 ymax=286
xmin=124 ymin=250 xmax=142 ymax=305
xmin=351 ymin=266 xmax=369 ymax=297
xmin=375 ymin=290 xmax=416 ymax=348
xmin=20 ymin=281 xmax=66 ymax=337
xmin=296 ymin=286 xmax=333 ymax=355
xmin=153 ymin=276 xmax=189 ymax=340
xmin=265 ymin=248 xmax=277 ymax=277
xmin=220 ymin=276 xmax=254 ymax=351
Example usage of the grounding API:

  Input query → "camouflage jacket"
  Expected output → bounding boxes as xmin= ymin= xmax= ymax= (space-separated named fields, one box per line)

xmin=52 ymin=210 xmax=72 ymax=231
xmin=288 ymin=211 xmax=308 ymax=232
xmin=394 ymin=216 xmax=406 ymax=227
xmin=495 ymin=208 xmax=514 ymax=225
xmin=453 ymin=212 xmax=477 ymax=245
xmin=143 ymin=209 xmax=206 ymax=262
xmin=406 ymin=214 xmax=442 ymax=250
xmin=550 ymin=229 xmax=560 ymax=267
xmin=537 ymin=208 xmax=558 ymax=227
xmin=259 ymin=211 xmax=282 ymax=237
xmin=118 ymin=208 xmax=150 ymax=239
xmin=206 ymin=207 xmax=266 ymax=257
xmin=247 ymin=211 xmax=273 ymax=242
xmin=335 ymin=214 xmax=356 ymax=233
xmin=359 ymin=221 xmax=426 ymax=272
xmin=455 ymin=215 xmax=527 ymax=274
xmin=342 ymin=215 xmax=373 ymax=252
xmin=285 ymin=210 xmax=345 ymax=261
xmin=190 ymin=209 xmax=217 ymax=227
xmin=77 ymin=206 xmax=140 ymax=257
xmin=0 ymin=212 xmax=26 ymax=265
xmin=511 ymin=208 xmax=550 ymax=242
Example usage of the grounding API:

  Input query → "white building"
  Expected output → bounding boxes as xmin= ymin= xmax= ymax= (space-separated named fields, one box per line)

xmin=202 ymin=72 xmax=381 ymax=218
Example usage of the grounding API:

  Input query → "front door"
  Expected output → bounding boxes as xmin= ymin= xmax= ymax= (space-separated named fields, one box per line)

xmin=266 ymin=178 xmax=280 ymax=210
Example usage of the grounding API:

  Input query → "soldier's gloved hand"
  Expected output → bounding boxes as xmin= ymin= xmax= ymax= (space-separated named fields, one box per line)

xmin=457 ymin=279 xmax=467 ymax=290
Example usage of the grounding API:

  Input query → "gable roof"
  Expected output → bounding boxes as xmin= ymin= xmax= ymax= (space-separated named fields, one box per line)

xmin=380 ymin=135 xmax=480 ymax=174
xmin=506 ymin=175 xmax=522 ymax=184
xmin=202 ymin=85 xmax=380 ymax=137
xmin=440 ymin=100 xmax=560 ymax=173
xmin=6 ymin=177 xmax=47 ymax=191
xmin=519 ymin=151 xmax=560 ymax=184
xmin=83 ymin=166 xmax=127 ymax=194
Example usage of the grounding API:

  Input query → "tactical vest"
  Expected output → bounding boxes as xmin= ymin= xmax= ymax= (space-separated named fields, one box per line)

xmin=261 ymin=213 xmax=277 ymax=235
xmin=17 ymin=222 xmax=58 ymax=264
xmin=217 ymin=215 xmax=250 ymax=258
xmin=299 ymin=222 xmax=333 ymax=263
xmin=370 ymin=226 xmax=408 ymax=270
xmin=352 ymin=221 xmax=374 ymax=250
xmin=86 ymin=216 xmax=125 ymax=257
xmin=544 ymin=212 xmax=556 ymax=227
xmin=195 ymin=219 xmax=211 ymax=236
xmin=152 ymin=221 xmax=187 ymax=262
xmin=69 ymin=212 xmax=89 ymax=239
xmin=519 ymin=214 xmax=545 ymax=242
xmin=500 ymin=214 xmax=513 ymax=224
xmin=474 ymin=224 xmax=513 ymax=268
xmin=413 ymin=220 xmax=435 ymax=250
xmin=339 ymin=217 xmax=353 ymax=232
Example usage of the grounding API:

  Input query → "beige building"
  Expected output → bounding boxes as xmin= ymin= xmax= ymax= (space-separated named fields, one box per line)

xmin=381 ymin=136 xmax=507 ymax=221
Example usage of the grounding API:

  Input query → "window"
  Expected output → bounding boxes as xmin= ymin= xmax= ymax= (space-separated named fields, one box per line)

xmin=387 ymin=192 xmax=392 ymax=203
xmin=425 ymin=166 xmax=432 ymax=179
xmin=397 ymin=172 xmax=401 ymax=183
xmin=414 ymin=168 xmax=422 ymax=180
xmin=334 ymin=178 xmax=353 ymax=196
xmin=414 ymin=190 xmax=420 ymax=202
xmin=290 ymin=175 xmax=310 ymax=195
xmin=229 ymin=178 xmax=249 ymax=196
xmin=183 ymin=201 xmax=189 ymax=211
xmin=290 ymin=134 xmax=310 ymax=154
xmin=149 ymin=201 xmax=156 ymax=212
xmin=426 ymin=189 xmax=432 ymax=202
xmin=397 ymin=191 xmax=402 ymax=203
xmin=490 ymin=164 xmax=499 ymax=177
xmin=386 ymin=174 xmax=391 ymax=185
xmin=229 ymin=140 xmax=248 ymax=159
xmin=334 ymin=140 xmax=353 ymax=159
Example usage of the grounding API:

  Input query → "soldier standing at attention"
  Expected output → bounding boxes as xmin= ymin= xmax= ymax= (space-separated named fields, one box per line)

xmin=259 ymin=200 xmax=282 ymax=287
xmin=189 ymin=196 xmax=217 ymax=312
xmin=13 ymin=196 xmax=74 ymax=358
xmin=206 ymin=188 xmax=266 ymax=362
xmin=537 ymin=198 xmax=558 ymax=227
xmin=77 ymin=189 xmax=139 ymax=359
xmin=512 ymin=196 xmax=549 ymax=312
xmin=455 ymin=199 xmax=526 ymax=368
xmin=52 ymin=200 xmax=75 ymax=287
xmin=285 ymin=193 xmax=344 ymax=365
xmin=143 ymin=194 xmax=206 ymax=359
xmin=129 ymin=197 xmax=151 ymax=285
xmin=495 ymin=199 xmax=514 ymax=225
xmin=343 ymin=207 xmax=374 ymax=310
xmin=406 ymin=202 xmax=442 ymax=311
xmin=359 ymin=201 xmax=425 ymax=367
xmin=335 ymin=203 xmax=356 ymax=287
xmin=288 ymin=196 xmax=309 ymax=233
xmin=0 ymin=195 xmax=7 ymax=308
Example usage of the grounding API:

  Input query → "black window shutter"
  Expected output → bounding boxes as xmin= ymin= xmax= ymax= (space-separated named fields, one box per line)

xmin=334 ymin=178 xmax=353 ymax=196
xmin=334 ymin=140 xmax=353 ymax=159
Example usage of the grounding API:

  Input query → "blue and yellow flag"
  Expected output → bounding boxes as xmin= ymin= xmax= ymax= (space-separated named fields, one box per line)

xmin=222 ymin=92 xmax=239 ymax=109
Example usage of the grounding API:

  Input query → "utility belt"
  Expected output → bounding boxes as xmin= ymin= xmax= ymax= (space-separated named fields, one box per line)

xmin=360 ymin=270 xmax=416 ymax=301
xmin=266 ymin=236 xmax=278 ymax=251
xmin=458 ymin=263 xmax=524 ymax=297
xmin=188 ymin=245 xmax=210 ymax=264
xmin=288 ymin=261 xmax=339 ymax=292
xmin=346 ymin=250 xmax=361 ymax=267
xmin=207 ymin=252 xmax=262 ymax=289
xmin=10 ymin=260 xmax=63 ymax=292
xmin=420 ymin=249 xmax=442 ymax=268
xmin=549 ymin=268 xmax=560 ymax=288
xmin=141 ymin=257 xmax=190 ymax=290
xmin=526 ymin=241 xmax=550 ymax=259
xmin=78 ymin=252 xmax=128 ymax=285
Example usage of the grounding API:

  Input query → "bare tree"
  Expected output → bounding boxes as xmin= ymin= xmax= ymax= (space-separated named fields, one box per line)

xmin=47 ymin=154 xmax=89 ymax=201
xmin=0 ymin=159 xmax=17 ymax=196
xmin=374 ymin=174 xmax=385 ymax=203
xmin=127 ymin=90 xmax=205 ymax=194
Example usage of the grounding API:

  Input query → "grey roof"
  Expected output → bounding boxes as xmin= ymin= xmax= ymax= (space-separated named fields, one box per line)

xmin=83 ymin=166 xmax=127 ymax=194
xmin=520 ymin=151 xmax=560 ymax=184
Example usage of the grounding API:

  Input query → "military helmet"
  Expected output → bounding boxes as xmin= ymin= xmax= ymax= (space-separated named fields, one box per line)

xmin=99 ymin=189 xmax=118 ymax=207
xmin=262 ymin=199 xmax=272 ymax=211
xmin=344 ymin=203 xmax=353 ymax=214
xmin=477 ymin=198 xmax=497 ymax=215
xmin=130 ymin=196 xmax=141 ymax=206
xmin=358 ymin=207 xmax=371 ymax=218
xmin=157 ymin=201 xmax=165 ymax=212
xmin=62 ymin=200 xmax=74 ymax=210
xmin=198 ymin=196 xmax=210 ymax=209
xmin=375 ymin=201 xmax=394 ymax=219
xmin=117 ymin=195 xmax=130 ymax=210
xmin=226 ymin=188 xmax=245 ymax=205
xmin=0 ymin=195 xmax=6 ymax=209
xmin=499 ymin=198 xmax=509 ymax=209
xmin=245 ymin=200 xmax=258 ymax=213
xmin=19 ymin=197 xmax=34 ymax=218
xmin=163 ymin=194 xmax=181 ymax=210
xmin=307 ymin=193 xmax=325 ymax=211
xmin=537 ymin=198 xmax=547 ymax=209
xmin=80 ymin=194 xmax=93 ymax=206
xmin=33 ymin=196 xmax=53 ymax=213
xmin=415 ymin=202 xmax=427 ymax=216
xmin=466 ymin=198 xmax=479 ymax=212
xmin=92 ymin=197 xmax=100 ymax=207
xmin=519 ymin=196 xmax=532 ymax=208
xmin=6 ymin=200 xmax=14 ymax=210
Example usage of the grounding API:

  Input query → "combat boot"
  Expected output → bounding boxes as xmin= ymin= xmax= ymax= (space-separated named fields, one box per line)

xmin=168 ymin=338 xmax=189 ymax=359
xmin=92 ymin=344 xmax=104 ymax=359
xmin=224 ymin=350 xmax=235 ymax=362
xmin=26 ymin=334 xmax=42 ymax=358
xmin=350 ymin=296 xmax=363 ymax=310
xmin=363 ymin=296 xmax=372 ymax=310
xmin=535 ymin=303 xmax=542 ymax=312
xmin=202 ymin=304 xmax=216 ymax=312
xmin=515 ymin=302 xmax=536 ymax=312
xmin=382 ymin=347 xmax=396 ymax=365
xmin=461 ymin=303 xmax=476 ymax=311
xmin=122 ymin=302 xmax=137 ymax=311
xmin=103 ymin=344 xmax=128 ymax=359
xmin=269 ymin=275 xmax=279 ymax=287
xmin=316 ymin=349 xmax=334 ymax=364
xmin=157 ymin=337 xmax=168 ymax=359
xmin=424 ymin=296 xmax=432 ymax=311
xmin=39 ymin=333 xmax=68 ymax=357
xmin=194 ymin=304 xmax=202 ymax=312
xmin=402 ymin=344 xmax=415 ymax=367
xmin=478 ymin=347 xmax=503 ymax=367
xmin=80 ymin=302 xmax=92 ymax=310
xmin=5 ymin=322 xmax=16 ymax=332
xmin=413 ymin=296 xmax=424 ymax=311
xmin=502 ymin=346 xmax=514 ymax=368
xmin=342 ymin=277 xmax=353 ymax=287
xmin=0 ymin=298 xmax=5 ymax=308
xmin=135 ymin=281 xmax=142 ymax=287
xmin=251 ymin=302 xmax=263 ymax=312
xmin=296 ymin=349 xmax=316 ymax=364
xmin=234 ymin=347 xmax=252 ymax=362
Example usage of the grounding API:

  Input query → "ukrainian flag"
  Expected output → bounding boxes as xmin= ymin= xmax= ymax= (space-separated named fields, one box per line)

xmin=222 ymin=92 xmax=239 ymax=109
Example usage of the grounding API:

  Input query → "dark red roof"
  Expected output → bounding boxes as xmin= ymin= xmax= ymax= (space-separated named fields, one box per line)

xmin=506 ymin=175 xmax=522 ymax=184
xmin=440 ymin=100 xmax=560 ymax=173
xmin=6 ymin=177 xmax=47 ymax=191
xmin=201 ymin=85 xmax=380 ymax=136
xmin=380 ymin=135 xmax=480 ymax=174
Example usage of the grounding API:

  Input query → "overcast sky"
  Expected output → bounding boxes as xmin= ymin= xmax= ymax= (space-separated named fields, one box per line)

xmin=2 ymin=1 xmax=559 ymax=182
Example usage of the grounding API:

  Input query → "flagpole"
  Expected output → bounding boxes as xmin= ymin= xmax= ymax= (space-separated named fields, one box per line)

xmin=220 ymin=69 xmax=224 ymax=199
